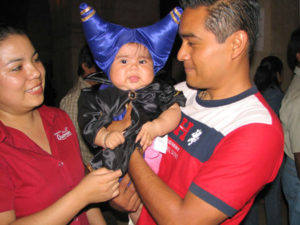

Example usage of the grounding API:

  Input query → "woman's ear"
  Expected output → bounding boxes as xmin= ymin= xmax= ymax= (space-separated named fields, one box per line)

xmin=230 ymin=30 xmax=248 ymax=59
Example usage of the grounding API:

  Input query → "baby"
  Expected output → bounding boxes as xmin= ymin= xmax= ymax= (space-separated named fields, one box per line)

xmin=78 ymin=3 xmax=185 ymax=175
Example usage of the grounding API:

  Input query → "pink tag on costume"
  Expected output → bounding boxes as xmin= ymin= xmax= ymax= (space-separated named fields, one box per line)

xmin=144 ymin=135 xmax=168 ymax=174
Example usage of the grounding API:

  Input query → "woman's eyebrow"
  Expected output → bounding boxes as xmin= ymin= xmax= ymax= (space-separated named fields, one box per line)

xmin=6 ymin=57 xmax=23 ymax=66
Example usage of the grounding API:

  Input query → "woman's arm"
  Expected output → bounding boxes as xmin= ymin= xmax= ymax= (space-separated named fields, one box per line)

xmin=86 ymin=207 xmax=107 ymax=225
xmin=0 ymin=168 xmax=121 ymax=225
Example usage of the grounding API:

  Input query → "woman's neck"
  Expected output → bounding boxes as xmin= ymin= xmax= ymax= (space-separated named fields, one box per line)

xmin=0 ymin=108 xmax=38 ymax=130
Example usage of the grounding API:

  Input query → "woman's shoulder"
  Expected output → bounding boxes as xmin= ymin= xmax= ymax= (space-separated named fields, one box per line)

xmin=39 ymin=104 xmax=64 ymax=113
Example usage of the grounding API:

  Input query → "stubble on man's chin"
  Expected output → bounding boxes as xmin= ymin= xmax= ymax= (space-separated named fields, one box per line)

xmin=186 ymin=80 xmax=206 ymax=91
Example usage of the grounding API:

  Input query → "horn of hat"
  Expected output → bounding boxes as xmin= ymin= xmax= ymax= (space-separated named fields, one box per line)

xmin=80 ymin=2 xmax=182 ymax=77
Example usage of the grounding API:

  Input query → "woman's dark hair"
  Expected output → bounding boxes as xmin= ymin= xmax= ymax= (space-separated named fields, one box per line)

xmin=254 ymin=56 xmax=283 ymax=93
xmin=0 ymin=23 xmax=25 ymax=42
xmin=287 ymin=27 xmax=300 ymax=71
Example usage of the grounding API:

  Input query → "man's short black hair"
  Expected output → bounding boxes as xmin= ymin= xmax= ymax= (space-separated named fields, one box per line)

xmin=179 ymin=0 xmax=260 ymax=56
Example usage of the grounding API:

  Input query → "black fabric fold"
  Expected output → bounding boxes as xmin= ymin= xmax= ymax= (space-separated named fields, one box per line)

xmin=78 ymin=77 xmax=186 ymax=175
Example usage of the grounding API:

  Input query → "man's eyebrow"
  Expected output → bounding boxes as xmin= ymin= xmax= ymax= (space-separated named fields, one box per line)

xmin=180 ymin=33 xmax=200 ymax=39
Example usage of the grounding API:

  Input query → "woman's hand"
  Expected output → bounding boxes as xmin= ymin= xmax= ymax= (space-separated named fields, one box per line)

xmin=75 ymin=168 xmax=122 ymax=205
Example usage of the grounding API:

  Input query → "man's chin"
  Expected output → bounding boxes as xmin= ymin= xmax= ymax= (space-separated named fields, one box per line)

xmin=186 ymin=79 xmax=203 ymax=90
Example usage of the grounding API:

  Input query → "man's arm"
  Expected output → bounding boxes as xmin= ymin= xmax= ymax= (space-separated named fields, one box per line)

xmin=129 ymin=150 xmax=227 ymax=225
xmin=109 ymin=174 xmax=141 ymax=212
xmin=86 ymin=207 xmax=106 ymax=225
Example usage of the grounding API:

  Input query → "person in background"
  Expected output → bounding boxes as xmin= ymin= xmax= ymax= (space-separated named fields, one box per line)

xmin=60 ymin=44 xmax=104 ymax=166
xmin=242 ymin=55 xmax=284 ymax=225
xmin=0 ymin=24 xmax=121 ymax=225
xmin=112 ymin=0 xmax=284 ymax=224
xmin=279 ymin=26 xmax=300 ymax=225
xmin=254 ymin=56 xmax=284 ymax=115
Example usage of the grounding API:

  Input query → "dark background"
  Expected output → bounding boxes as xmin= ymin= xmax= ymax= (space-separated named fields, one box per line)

xmin=0 ymin=0 xmax=299 ymax=106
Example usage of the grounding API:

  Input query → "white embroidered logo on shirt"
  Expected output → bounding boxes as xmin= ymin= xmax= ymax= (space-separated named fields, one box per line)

xmin=54 ymin=127 xmax=72 ymax=140
xmin=187 ymin=129 xmax=202 ymax=146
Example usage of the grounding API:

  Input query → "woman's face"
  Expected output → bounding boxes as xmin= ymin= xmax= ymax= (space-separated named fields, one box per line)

xmin=0 ymin=34 xmax=45 ymax=114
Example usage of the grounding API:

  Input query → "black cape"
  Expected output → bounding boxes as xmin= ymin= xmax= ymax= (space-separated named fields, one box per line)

xmin=78 ymin=77 xmax=186 ymax=175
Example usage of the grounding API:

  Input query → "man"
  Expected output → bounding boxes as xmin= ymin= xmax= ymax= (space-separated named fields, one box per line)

xmin=279 ymin=26 xmax=300 ymax=225
xmin=60 ymin=45 xmax=102 ymax=165
xmin=122 ymin=0 xmax=284 ymax=224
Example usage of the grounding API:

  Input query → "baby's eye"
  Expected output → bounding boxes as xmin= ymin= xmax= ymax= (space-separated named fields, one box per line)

xmin=139 ymin=59 xmax=146 ymax=64
xmin=121 ymin=59 xmax=127 ymax=64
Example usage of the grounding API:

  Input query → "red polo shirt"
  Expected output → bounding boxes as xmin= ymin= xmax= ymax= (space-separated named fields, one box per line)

xmin=0 ymin=105 xmax=88 ymax=224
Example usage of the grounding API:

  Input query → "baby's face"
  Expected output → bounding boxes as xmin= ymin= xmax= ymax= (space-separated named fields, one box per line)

xmin=110 ymin=43 xmax=154 ymax=91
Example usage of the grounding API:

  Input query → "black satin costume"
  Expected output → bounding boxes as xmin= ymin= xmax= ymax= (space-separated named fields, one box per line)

xmin=78 ymin=74 xmax=186 ymax=175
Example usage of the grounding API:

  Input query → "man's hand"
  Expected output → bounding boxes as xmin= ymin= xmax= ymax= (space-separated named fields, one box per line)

xmin=109 ymin=174 xmax=141 ymax=212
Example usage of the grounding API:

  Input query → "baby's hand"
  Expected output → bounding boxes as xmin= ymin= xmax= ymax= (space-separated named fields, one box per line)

xmin=105 ymin=131 xmax=125 ymax=149
xmin=136 ymin=121 xmax=157 ymax=150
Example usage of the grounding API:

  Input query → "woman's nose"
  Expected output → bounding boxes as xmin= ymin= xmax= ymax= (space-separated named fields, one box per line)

xmin=27 ymin=63 xmax=43 ymax=79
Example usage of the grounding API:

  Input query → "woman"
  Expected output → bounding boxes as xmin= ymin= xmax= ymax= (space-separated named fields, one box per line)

xmin=254 ymin=56 xmax=284 ymax=115
xmin=0 ymin=24 xmax=121 ymax=225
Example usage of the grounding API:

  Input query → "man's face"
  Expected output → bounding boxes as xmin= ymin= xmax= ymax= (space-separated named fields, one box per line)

xmin=177 ymin=6 xmax=232 ymax=90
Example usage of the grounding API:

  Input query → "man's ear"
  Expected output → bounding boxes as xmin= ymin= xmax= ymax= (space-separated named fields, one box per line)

xmin=230 ymin=30 xmax=248 ymax=59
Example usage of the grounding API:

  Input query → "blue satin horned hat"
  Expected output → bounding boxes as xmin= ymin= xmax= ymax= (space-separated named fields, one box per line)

xmin=79 ymin=3 xmax=182 ymax=77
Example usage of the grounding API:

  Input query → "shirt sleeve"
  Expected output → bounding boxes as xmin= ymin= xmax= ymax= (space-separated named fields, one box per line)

xmin=190 ymin=123 xmax=284 ymax=216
